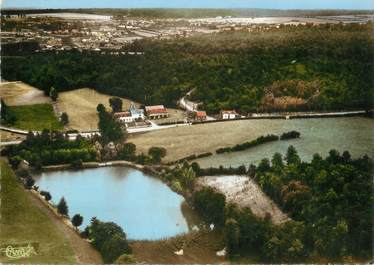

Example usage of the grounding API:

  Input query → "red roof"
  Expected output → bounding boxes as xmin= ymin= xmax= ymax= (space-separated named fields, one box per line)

xmin=221 ymin=110 xmax=238 ymax=115
xmin=196 ymin=111 xmax=207 ymax=117
xmin=113 ymin=111 xmax=131 ymax=118
xmin=147 ymin=108 xmax=168 ymax=115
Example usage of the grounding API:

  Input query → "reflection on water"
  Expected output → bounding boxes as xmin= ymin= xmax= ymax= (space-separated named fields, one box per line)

xmin=194 ymin=117 xmax=374 ymax=168
xmin=34 ymin=167 xmax=198 ymax=240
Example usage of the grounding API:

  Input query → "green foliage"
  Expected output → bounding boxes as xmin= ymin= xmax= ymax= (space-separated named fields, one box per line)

xmin=60 ymin=112 xmax=69 ymax=125
xmin=225 ymin=218 xmax=240 ymax=255
xmin=148 ymin=147 xmax=167 ymax=163
xmin=109 ymin=97 xmax=123 ymax=113
xmin=216 ymin=134 xmax=279 ymax=154
xmin=97 ymin=104 xmax=125 ymax=143
xmin=194 ymin=187 xmax=226 ymax=225
xmin=87 ymin=217 xmax=132 ymax=263
xmin=7 ymin=130 xmax=96 ymax=166
xmin=3 ymin=24 xmax=373 ymax=113
xmin=49 ymin=86 xmax=58 ymax=101
xmin=118 ymin=143 xmax=136 ymax=161
xmin=1 ymin=99 xmax=17 ymax=125
xmin=8 ymin=104 xmax=62 ymax=131
xmin=254 ymin=148 xmax=373 ymax=260
xmin=40 ymin=190 xmax=52 ymax=201
xmin=71 ymin=214 xmax=83 ymax=229
xmin=57 ymin=197 xmax=68 ymax=216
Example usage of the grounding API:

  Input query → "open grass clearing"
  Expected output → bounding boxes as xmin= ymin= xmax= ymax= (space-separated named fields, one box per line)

xmin=57 ymin=88 xmax=140 ymax=131
xmin=0 ymin=81 xmax=50 ymax=106
xmin=9 ymin=104 xmax=62 ymax=131
xmin=0 ymin=161 xmax=75 ymax=264
xmin=196 ymin=175 xmax=289 ymax=224
xmin=129 ymin=119 xmax=289 ymax=162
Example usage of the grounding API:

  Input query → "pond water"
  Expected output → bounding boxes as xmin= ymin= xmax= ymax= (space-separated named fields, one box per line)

xmin=193 ymin=117 xmax=374 ymax=168
xmin=34 ymin=167 xmax=198 ymax=240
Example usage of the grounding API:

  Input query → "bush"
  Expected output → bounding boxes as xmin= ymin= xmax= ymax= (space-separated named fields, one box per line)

xmin=71 ymin=159 xmax=83 ymax=169
xmin=115 ymin=254 xmax=136 ymax=264
xmin=280 ymin=131 xmax=301 ymax=140
xmin=24 ymin=177 xmax=35 ymax=189
xmin=148 ymin=147 xmax=166 ymax=163
xmin=40 ymin=190 xmax=52 ymax=201
xmin=194 ymin=187 xmax=226 ymax=225
xmin=216 ymin=134 xmax=279 ymax=154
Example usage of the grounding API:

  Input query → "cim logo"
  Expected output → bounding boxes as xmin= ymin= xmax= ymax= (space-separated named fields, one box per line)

xmin=0 ymin=242 xmax=38 ymax=259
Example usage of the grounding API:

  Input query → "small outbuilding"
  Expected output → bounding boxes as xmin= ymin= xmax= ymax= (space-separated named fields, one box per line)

xmin=220 ymin=110 xmax=239 ymax=120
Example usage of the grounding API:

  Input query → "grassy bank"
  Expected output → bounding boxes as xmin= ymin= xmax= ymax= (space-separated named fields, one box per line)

xmin=0 ymin=161 xmax=75 ymax=263
xmin=9 ymin=103 xmax=62 ymax=131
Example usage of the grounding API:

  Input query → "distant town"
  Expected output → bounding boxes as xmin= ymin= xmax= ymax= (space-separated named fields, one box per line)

xmin=2 ymin=11 xmax=373 ymax=52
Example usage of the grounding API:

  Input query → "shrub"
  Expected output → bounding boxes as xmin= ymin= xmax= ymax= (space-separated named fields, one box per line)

xmin=40 ymin=190 xmax=52 ymax=201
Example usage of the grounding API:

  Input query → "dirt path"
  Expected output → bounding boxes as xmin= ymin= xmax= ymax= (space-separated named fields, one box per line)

xmin=26 ymin=191 xmax=103 ymax=264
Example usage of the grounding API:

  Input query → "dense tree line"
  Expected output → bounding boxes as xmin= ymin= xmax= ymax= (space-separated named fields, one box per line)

xmin=2 ymin=23 xmax=373 ymax=113
xmin=5 ymin=130 xmax=97 ymax=167
xmin=192 ymin=147 xmax=372 ymax=261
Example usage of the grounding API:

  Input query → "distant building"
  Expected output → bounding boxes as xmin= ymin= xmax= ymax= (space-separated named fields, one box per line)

xmin=195 ymin=111 xmax=207 ymax=121
xmin=220 ymin=110 xmax=239 ymax=120
xmin=145 ymin=105 xmax=169 ymax=119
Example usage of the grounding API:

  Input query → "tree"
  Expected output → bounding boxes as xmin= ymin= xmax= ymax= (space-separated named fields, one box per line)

xmin=271 ymin=152 xmax=284 ymax=172
xmin=97 ymin=103 xmax=106 ymax=113
xmin=286 ymin=145 xmax=300 ymax=165
xmin=49 ymin=87 xmax=58 ymax=101
xmin=225 ymin=218 xmax=240 ymax=255
xmin=61 ymin=112 xmax=69 ymax=125
xmin=25 ymin=177 xmax=35 ymax=189
xmin=1 ymin=99 xmax=16 ymax=124
xmin=88 ymin=218 xmax=132 ymax=263
xmin=257 ymin=158 xmax=271 ymax=173
xmin=109 ymin=97 xmax=123 ymax=113
xmin=181 ymin=166 xmax=196 ymax=190
xmin=148 ymin=147 xmax=166 ymax=163
xmin=119 ymin=143 xmax=136 ymax=160
xmin=194 ymin=187 xmax=226 ymax=225
xmin=72 ymin=214 xmax=84 ymax=229
xmin=57 ymin=197 xmax=69 ymax=216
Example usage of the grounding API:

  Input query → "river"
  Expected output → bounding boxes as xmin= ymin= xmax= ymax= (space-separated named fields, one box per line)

xmin=193 ymin=117 xmax=374 ymax=168
xmin=34 ymin=166 xmax=198 ymax=240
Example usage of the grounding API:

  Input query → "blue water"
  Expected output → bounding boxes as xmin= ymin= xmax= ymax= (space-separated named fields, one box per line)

xmin=34 ymin=166 xmax=193 ymax=240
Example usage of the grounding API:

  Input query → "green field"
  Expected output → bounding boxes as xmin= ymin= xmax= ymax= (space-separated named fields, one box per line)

xmin=0 ymin=161 xmax=75 ymax=264
xmin=9 ymin=104 xmax=62 ymax=131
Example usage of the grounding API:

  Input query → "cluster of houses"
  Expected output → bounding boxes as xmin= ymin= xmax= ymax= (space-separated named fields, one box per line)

xmin=113 ymin=102 xmax=241 ymax=126
xmin=113 ymin=103 xmax=169 ymax=126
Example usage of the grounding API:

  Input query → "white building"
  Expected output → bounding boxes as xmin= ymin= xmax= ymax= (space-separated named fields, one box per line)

xmin=220 ymin=110 xmax=239 ymax=120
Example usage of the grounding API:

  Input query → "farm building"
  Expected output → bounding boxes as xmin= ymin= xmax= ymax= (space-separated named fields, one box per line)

xmin=113 ymin=111 xmax=133 ymax=123
xmin=220 ymin=110 xmax=239 ymax=119
xmin=145 ymin=105 xmax=169 ymax=119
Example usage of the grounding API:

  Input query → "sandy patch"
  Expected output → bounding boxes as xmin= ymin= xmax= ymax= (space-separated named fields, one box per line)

xmin=196 ymin=175 xmax=289 ymax=224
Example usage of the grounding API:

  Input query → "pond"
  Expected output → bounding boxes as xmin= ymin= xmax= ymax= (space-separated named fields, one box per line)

xmin=193 ymin=117 xmax=374 ymax=168
xmin=34 ymin=166 xmax=198 ymax=240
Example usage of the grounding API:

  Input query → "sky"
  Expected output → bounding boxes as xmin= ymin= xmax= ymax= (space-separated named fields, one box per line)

xmin=1 ymin=0 xmax=374 ymax=10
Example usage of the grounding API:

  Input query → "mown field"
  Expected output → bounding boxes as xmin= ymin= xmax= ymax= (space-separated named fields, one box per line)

xmin=129 ymin=120 xmax=275 ymax=162
xmin=9 ymin=104 xmax=62 ymax=131
xmin=0 ymin=161 xmax=75 ymax=264
xmin=0 ymin=81 xmax=51 ymax=106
